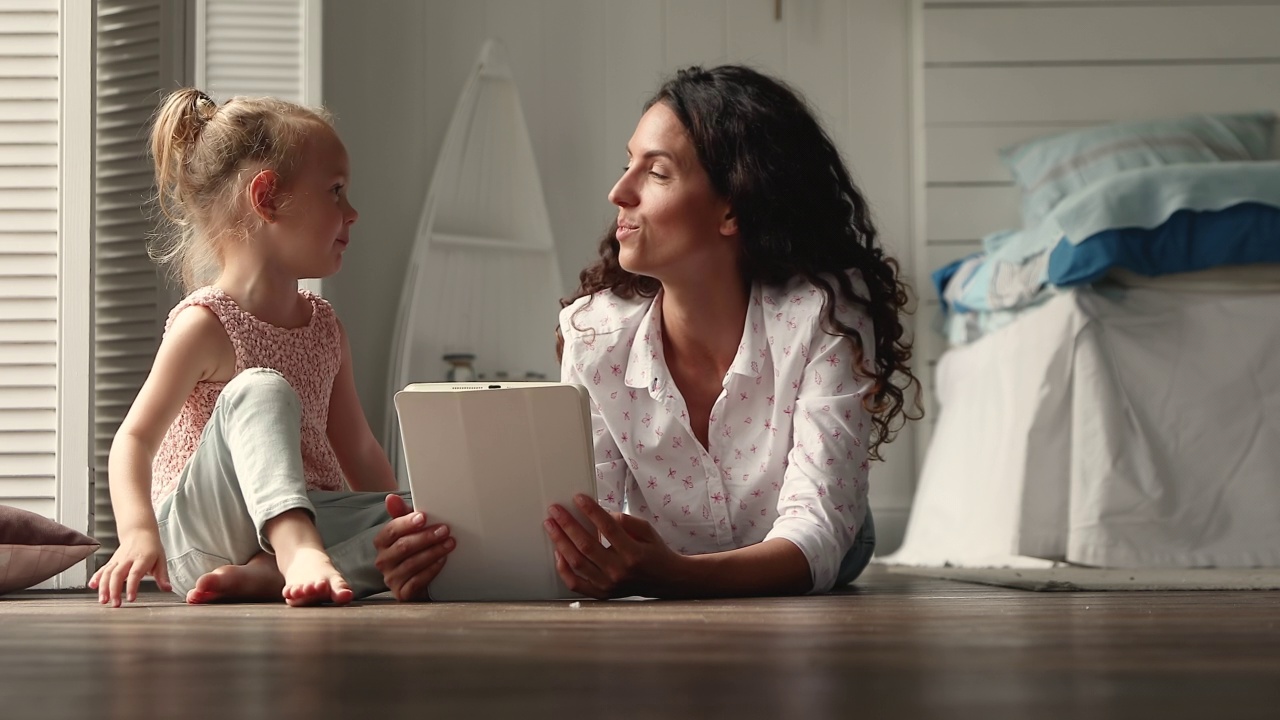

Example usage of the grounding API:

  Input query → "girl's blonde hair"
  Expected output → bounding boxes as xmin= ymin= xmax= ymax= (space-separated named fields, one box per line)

xmin=148 ymin=88 xmax=334 ymax=289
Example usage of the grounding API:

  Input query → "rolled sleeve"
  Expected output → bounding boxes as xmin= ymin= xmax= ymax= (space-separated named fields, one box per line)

xmin=764 ymin=301 xmax=874 ymax=593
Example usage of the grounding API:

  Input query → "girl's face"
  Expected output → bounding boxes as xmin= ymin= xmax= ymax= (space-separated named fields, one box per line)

xmin=270 ymin=126 xmax=358 ymax=279
xmin=608 ymin=103 xmax=737 ymax=284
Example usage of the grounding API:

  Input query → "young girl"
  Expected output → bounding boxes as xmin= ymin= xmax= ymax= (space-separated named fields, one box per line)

xmin=89 ymin=89 xmax=454 ymax=607
xmin=544 ymin=65 xmax=921 ymax=599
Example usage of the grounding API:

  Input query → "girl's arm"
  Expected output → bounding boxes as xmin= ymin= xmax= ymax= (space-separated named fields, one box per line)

xmin=91 ymin=306 xmax=233 ymax=605
xmin=327 ymin=319 xmax=398 ymax=492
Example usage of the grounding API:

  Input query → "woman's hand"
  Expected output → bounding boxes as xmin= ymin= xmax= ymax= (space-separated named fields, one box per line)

xmin=88 ymin=529 xmax=171 ymax=607
xmin=372 ymin=493 xmax=456 ymax=601
xmin=543 ymin=494 xmax=686 ymax=600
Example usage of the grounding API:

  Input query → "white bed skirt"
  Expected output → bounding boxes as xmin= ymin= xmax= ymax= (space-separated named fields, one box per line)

xmin=885 ymin=286 xmax=1280 ymax=568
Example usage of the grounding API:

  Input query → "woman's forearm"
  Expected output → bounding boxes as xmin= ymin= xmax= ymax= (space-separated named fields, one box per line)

xmin=669 ymin=538 xmax=813 ymax=598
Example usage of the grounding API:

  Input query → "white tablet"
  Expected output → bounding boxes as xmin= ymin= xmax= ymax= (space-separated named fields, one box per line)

xmin=393 ymin=382 xmax=597 ymax=601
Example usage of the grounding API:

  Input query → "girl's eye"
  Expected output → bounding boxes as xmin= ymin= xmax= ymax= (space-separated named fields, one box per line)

xmin=332 ymin=184 xmax=344 ymax=197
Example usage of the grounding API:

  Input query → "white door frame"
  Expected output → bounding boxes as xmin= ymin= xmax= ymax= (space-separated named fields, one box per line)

xmin=56 ymin=0 xmax=96 ymax=588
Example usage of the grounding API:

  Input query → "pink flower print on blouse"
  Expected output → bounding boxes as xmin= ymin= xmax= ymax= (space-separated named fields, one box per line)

xmin=559 ymin=269 xmax=874 ymax=594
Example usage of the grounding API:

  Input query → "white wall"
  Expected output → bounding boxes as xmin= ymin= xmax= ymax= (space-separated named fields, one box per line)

xmin=322 ymin=0 xmax=919 ymax=550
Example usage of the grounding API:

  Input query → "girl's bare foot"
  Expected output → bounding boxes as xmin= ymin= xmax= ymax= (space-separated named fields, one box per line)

xmin=278 ymin=546 xmax=353 ymax=606
xmin=186 ymin=553 xmax=284 ymax=604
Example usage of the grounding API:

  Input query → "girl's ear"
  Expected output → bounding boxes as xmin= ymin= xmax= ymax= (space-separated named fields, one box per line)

xmin=248 ymin=169 xmax=280 ymax=223
xmin=719 ymin=204 xmax=739 ymax=237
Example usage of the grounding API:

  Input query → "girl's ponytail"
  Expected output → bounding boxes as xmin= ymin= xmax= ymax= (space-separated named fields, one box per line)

xmin=149 ymin=88 xmax=218 ymax=226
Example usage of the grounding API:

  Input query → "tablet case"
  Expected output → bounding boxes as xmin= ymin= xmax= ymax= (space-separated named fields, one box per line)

xmin=393 ymin=382 xmax=597 ymax=601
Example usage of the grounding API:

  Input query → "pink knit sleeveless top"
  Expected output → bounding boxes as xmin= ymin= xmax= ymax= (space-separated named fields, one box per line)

xmin=150 ymin=286 xmax=348 ymax=507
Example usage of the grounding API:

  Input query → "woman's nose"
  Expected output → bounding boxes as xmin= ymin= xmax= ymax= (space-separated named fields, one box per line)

xmin=608 ymin=172 xmax=637 ymax=208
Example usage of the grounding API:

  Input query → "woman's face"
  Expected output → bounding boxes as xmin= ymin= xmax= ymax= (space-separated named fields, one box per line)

xmin=608 ymin=102 xmax=737 ymax=284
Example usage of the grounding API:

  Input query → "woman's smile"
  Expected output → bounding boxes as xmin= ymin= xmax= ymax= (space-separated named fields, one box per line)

xmin=616 ymin=218 xmax=639 ymax=242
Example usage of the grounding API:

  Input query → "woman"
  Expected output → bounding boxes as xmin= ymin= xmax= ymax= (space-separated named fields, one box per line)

xmin=543 ymin=65 xmax=920 ymax=599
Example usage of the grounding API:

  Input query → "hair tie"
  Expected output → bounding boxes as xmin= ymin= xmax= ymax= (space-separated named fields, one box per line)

xmin=193 ymin=90 xmax=218 ymax=124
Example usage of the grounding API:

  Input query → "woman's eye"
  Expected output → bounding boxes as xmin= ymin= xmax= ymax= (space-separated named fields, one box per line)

xmin=649 ymin=171 xmax=668 ymax=180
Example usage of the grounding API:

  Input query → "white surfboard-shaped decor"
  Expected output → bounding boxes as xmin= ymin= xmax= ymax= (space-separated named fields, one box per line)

xmin=385 ymin=39 xmax=564 ymax=483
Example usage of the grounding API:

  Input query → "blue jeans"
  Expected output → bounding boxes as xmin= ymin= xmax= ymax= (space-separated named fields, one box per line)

xmin=833 ymin=508 xmax=877 ymax=588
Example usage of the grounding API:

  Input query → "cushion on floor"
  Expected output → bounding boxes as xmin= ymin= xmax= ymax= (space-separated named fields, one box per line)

xmin=0 ymin=505 xmax=99 ymax=595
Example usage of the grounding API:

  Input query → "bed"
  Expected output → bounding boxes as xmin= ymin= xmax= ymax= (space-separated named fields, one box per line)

xmin=886 ymin=112 xmax=1280 ymax=569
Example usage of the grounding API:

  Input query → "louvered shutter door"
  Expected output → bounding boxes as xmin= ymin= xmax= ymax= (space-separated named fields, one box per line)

xmin=92 ymin=0 xmax=173 ymax=564
xmin=0 ymin=1 xmax=61 ymax=522
xmin=1 ymin=0 xmax=94 ymax=588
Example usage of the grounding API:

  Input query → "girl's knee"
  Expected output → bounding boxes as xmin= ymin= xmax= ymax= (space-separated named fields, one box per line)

xmin=220 ymin=368 xmax=300 ymax=414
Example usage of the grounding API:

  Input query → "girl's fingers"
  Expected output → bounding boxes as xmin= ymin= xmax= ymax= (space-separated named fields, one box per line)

xmin=384 ymin=536 xmax=455 ymax=593
xmin=154 ymin=561 xmax=172 ymax=592
xmin=126 ymin=564 xmax=147 ymax=603
xmin=399 ymin=557 xmax=447 ymax=602
xmin=108 ymin=562 xmax=129 ymax=607
xmin=376 ymin=523 xmax=448 ymax=571
xmin=93 ymin=565 xmax=108 ymax=602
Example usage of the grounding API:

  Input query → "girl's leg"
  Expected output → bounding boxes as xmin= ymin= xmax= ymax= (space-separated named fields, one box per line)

xmin=156 ymin=368 xmax=350 ymax=605
xmin=310 ymin=489 xmax=414 ymax=597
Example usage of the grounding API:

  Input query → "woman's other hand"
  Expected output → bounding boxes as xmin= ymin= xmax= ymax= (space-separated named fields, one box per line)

xmin=544 ymin=494 xmax=686 ymax=599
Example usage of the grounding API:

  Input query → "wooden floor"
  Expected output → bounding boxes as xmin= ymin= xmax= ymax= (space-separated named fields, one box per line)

xmin=2 ymin=565 xmax=1278 ymax=719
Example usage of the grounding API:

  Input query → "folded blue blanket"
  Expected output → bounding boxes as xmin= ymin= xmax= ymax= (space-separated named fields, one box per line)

xmin=934 ymin=162 xmax=1280 ymax=315
xmin=1049 ymin=202 xmax=1280 ymax=286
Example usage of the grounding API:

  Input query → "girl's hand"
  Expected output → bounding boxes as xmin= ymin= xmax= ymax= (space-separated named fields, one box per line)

xmin=372 ymin=493 xmax=455 ymax=601
xmin=88 ymin=530 xmax=171 ymax=607
xmin=543 ymin=494 xmax=686 ymax=599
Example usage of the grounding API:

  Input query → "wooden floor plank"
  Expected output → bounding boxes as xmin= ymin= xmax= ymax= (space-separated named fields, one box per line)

xmin=2 ymin=566 xmax=1278 ymax=719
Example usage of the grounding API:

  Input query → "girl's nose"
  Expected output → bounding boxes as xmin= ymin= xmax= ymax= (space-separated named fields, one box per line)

xmin=344 ymin=198 xmax=359 ymax=224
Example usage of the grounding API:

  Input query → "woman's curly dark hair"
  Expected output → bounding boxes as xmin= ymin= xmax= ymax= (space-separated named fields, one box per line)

xmin=558 ymin=65 xmax=922 ymax=459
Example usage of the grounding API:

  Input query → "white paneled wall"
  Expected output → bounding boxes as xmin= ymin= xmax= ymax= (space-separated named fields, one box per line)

xmin=913 ymin=0 xmax=1280 ymax=458
xmin=323 ymin=0 xmax=919 ymax=549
